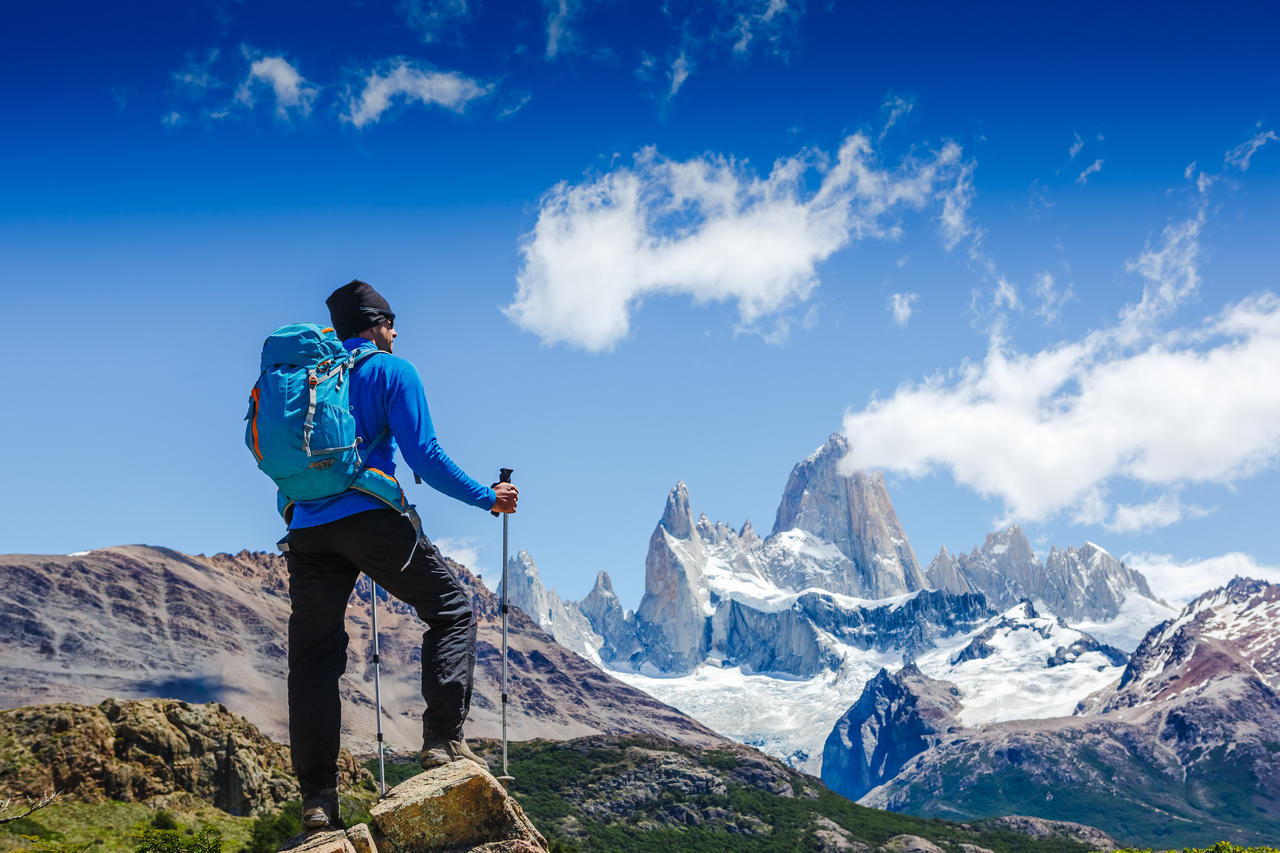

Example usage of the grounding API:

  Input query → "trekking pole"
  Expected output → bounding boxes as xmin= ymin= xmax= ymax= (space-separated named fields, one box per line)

xmin=370 ymin=580 xmax=387 ymax=797
xmin=491 ymin=468 xmax=515 ymax=784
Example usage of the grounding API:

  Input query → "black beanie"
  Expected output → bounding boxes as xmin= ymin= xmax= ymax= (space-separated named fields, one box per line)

xmin=326 ymin=279 xmax=395 ymax=339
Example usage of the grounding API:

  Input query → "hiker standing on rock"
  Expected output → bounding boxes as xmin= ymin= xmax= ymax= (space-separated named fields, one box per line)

xmin=257 ymin=279 xmax=517 ymax=831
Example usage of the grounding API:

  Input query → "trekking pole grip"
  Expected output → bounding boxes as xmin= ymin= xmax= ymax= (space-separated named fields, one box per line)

xmin=490 ymin=467 xmax=514 ymax=517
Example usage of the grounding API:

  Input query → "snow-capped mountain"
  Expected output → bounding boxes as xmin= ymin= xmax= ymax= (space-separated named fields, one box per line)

xmin=822 ymin=601 xmax=1131 ymax=800
xmin=499 ymin=433 xmax=1174 ymax=776
xmin=925 ymin=525 xmax=1168 ymax=624
xmin=855 ymin=577 xmax=1280 ymax=848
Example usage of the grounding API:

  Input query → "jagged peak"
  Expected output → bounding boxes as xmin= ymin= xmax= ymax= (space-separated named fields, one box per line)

xmin=801 ymin=432 xmax=849 ymax=466
xmin=980 ymin=525 xmax=1033 ymax=559
xmin=660 ymin=481 xmax=695 ymax=539
xmin=739 ymin=519 xmax=758 ymax=541
xmin=591 ymin=570 xmax=614 ymax=595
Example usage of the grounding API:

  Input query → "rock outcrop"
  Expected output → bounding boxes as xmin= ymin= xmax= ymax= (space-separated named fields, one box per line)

xmin=0 ymin=698 xmax=370 ymax=815
xmin=280 ymin=762 xmax=547 ymax=853
xmin=369 ymin=763 xmax=545 ymax=853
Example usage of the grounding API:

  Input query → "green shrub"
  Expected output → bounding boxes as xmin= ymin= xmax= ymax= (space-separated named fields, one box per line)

xmin=131 ymin=827 xmax=221 ymax=853
xmin=147 ymin=814 xmax=177 ymax=833
xmin=240 ymin=804 xmax=299 ymax=853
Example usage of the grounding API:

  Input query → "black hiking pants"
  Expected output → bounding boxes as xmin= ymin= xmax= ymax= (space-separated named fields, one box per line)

xmin=283 ymin=508 xmax=476 ymax=796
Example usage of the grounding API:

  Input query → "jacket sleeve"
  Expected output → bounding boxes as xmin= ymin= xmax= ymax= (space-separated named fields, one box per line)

xmin=383 ymin=358 xmax=496 ymax=511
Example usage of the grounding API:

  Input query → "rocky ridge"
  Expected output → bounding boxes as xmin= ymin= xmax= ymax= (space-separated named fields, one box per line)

xmin=924 ymin=527 xmax=1165 ymax=623
xmin=0 ymin=545 xmax=724 ymax=754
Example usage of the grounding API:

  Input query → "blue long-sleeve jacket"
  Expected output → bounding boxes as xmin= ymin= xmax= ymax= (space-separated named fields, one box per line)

xmin=289 ymin=339 xmax=496 ymax=529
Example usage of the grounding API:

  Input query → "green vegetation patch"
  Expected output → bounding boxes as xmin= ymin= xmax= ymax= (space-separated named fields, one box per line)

xmin=0 ymin=802 xmax=252 ymax=853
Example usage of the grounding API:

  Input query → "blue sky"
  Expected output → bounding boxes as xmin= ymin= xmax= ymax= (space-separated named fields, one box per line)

xmin=3 ymin=0 xmax=1279 ymax=607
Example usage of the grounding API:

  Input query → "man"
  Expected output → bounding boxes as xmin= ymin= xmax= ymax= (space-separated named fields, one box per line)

xmin=284 ymin=279 xmax=518 ymax=830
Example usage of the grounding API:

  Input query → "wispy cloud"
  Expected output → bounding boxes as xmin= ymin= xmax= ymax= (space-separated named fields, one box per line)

xmin=544 ymin=0 xmax=581 ymax=59
xmin=398 ymin=0 xmax=470 ymax=42
xmin=343 ymin=61 xmax=491 ymax=128
xmin=171 ymin=49 xmax=223 ymax=100
xmin=1033 ymin=270 xmax=1073 ymax=322
xmin=644 ymin=0 xmax=806 ymax=102
xmin=889 ymin=292 xmax=918 ymax=328
xmin=1075 ymin=158 xmax=1103 ymax=185
xmin=726 ymin=0 xmax=802 ymax=56
xmin=235 ymin=54 xmax=317 ymax=120
xmin=841 ymin=198 xmax=1280 ymax=529
xmin=1123 ymin=551 xmax=1280 ymax=604
xmin=879 ymin=94 xmax=915 ymax=141
xmin=1225 ymin=125 xmax=1278 ymax=171
xmin=507 ymin=133 xmax=973 ymax=351
xmin=1068 ymin=131 xmax=1084 ymax=160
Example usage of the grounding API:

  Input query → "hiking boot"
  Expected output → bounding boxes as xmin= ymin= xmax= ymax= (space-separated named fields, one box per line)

xmin=420 ymin=738 xmax=489 ymax=771
xmin=301 ymin=788 xmax=345 ymax=831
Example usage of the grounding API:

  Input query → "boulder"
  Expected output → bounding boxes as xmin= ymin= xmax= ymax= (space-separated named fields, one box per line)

xmin=278 ymin=829 xmax=356 ymax=853
xmin=345 ymin=823 xmax=378 ymax=853
xmin=369 ymin=762 xmax=546 ymax=853
xmin=878 ymin=836 xmax=944 ymax=853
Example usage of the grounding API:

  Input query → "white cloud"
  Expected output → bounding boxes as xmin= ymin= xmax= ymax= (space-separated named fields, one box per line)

xmin=398 ymin=0 xmax=469 ymax=42
xmin=433 ymin=536 xmax=488 ymax=577
xmin=343 ymin=62 xmax=490 ymax=128
xmin=1069 ymin=131 xmax=1084 ymax=160
xmin=889 ymin=292 xmax=918 ymax=327
xmin=1033 ymin=270 xmax=1073 ymax=322
xmin=235 ymin=55 xmax=317 ymax=120
xmin=1106 ymin=492 xmax=1208 ymax=533
xmin=1075 ymin=158 xmax=1103 ymax=185
xmin=1122 ymin=551 xmax=1280 ymax=604
xmin=507 ymin=133 xmax=973 ymax=351
xmin=1225 ymin=126 xmax=1278 ymax=171
xmin=840 ymin=236 xmax=1280 ymax=529
xmin=161 ymin=111 xmax=183 ymax=127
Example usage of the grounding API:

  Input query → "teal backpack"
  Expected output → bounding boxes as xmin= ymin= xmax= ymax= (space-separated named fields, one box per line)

xmin=245 ymin=323 xmax=414 ymax=526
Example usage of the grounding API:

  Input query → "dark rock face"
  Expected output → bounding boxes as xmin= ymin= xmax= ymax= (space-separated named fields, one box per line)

xmin=821 ymin=665 xmax=963 ymax=802
xmin=860 ymin=578 xmax=1280 ymax=848
xmin=0 ymin=698 xmax=369 ymax=815
xmin=771 ymin=434 xmax=926 ymax=598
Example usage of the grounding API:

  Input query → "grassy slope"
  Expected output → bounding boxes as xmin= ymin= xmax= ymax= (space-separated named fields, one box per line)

xmin=0 ymin=802 xmax=254 ymax=853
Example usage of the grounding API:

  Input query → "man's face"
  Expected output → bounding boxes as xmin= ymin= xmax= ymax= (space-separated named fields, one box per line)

xmin=369 ymin=315 xmax=396 ymax=353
